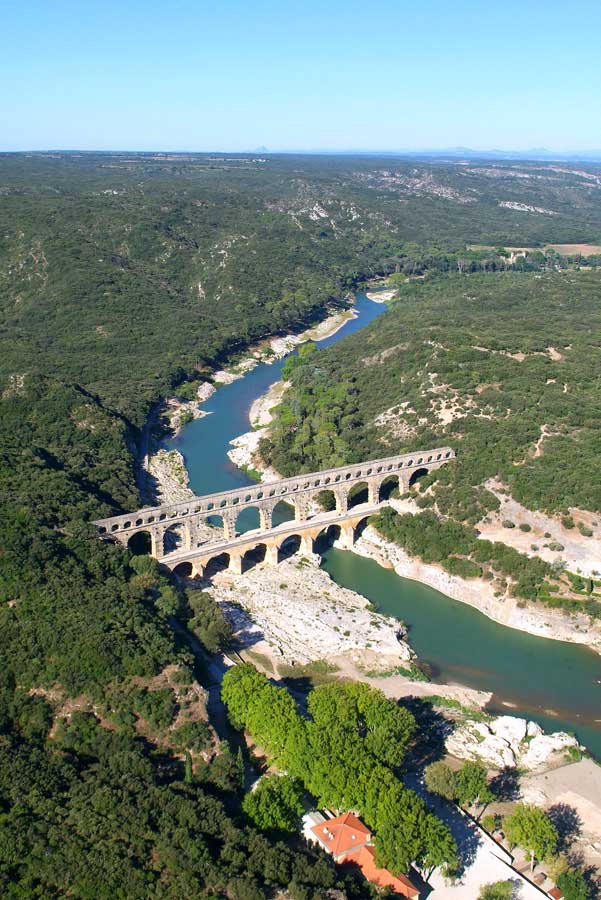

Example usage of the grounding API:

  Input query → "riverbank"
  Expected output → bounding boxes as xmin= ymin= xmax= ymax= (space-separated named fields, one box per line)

xmin=227 ymin=378 xmax=287 ymax=478
xmin=205 ymin=551 xmax=491 ymax=708
xmin=213 ymin=304 xmax=357 ymax=384
xmin=144 ymin=304 xmax=357 ymax=502
xmin=365 ymin=287 xmax=397 ymax=302
xmin=354 ymin=522 xmax=601 ymax=654
xmin=225 ymin=367 xmax=601 ymax=654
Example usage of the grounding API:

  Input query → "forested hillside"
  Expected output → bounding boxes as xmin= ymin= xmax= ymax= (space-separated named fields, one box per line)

xmin=263 ymin=270 xmax=601 ymax=611
xmin=265 ymin=270 xmax=601 ymax=517
xmin=2 ymin=152 xmax=601 ymax=421
xmin=2 ymin=152 xmax=601 ymax=896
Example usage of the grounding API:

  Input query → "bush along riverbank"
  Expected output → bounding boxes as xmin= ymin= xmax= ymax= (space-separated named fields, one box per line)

xmin=364 ymin=507 xmax=601 ymax=653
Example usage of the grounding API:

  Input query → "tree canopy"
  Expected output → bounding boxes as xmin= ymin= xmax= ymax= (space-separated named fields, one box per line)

xmin=222 ymin=665 xmax=457 ymax=877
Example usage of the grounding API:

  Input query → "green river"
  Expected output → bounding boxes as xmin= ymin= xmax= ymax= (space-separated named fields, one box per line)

xmin=166 ymin=291 xmax=601 ymax=757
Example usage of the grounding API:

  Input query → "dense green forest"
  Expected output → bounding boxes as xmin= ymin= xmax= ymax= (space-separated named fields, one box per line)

xmin=263 ymin=269 xmax=601 ymax=613
xmin=265 ymin=270 xmax=601 ymax=518
xmin=2 ymin=152 xmax=601 ymax=896
xmin=2 ymin=152 xmax=601 ymax=422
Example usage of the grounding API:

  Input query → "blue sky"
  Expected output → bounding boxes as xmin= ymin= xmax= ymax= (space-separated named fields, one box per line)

xmin=2 ymin=0 xmax=601 ymax=152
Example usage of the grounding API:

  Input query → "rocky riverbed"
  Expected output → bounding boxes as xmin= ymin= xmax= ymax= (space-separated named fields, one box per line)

xmin=205 ymin=551 xmax=491 ymax=708
xmin=227 ymin=378 xmax=288 ymax=478
xmin=208 ymin=551 xmax=413 ymax=667
xmin=146 ymin=448 xmax=194 ymax=504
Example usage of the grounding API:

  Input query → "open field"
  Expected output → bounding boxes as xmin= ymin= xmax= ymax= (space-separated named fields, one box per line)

xmin=546 ymin=242 xmax=601 ymax=255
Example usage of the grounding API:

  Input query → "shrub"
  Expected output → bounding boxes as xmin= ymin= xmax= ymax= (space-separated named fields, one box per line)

xmin=481 ymin=814 xmax=500 ymax=834
xmin=502 ymin=520 xmax=516 ymax=529
xmin=443 ymin=556 xmax=482 ymax=578
xmin=478 ymin=883 xmax=514 ymax=900
xmin=424 ymin=761 xmax=458 ymax=801
xmin=171 ymin=720 xmax=212 ymax=752
xmin=557 ymin=869 xmax=592 ymax=900
xmin=133 ymin=688 xmax=177 ymax=731
xmin=519 ymin=523 xmax=531 ymax=532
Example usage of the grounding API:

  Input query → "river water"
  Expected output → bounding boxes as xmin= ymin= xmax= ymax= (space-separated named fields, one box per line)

xmin=166 ymin=291 xmax=601 ymax=757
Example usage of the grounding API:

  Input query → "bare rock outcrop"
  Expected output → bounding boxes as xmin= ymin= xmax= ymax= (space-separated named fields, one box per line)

xmin=446 ymin=714 xmax=581 ymax=770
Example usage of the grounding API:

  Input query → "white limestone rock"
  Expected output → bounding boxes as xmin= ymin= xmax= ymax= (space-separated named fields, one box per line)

xmin=446 ymin=721 xmax=517 ymax=769
xmin=526 ymin=721 xmax=544 ymax=739
xmin=207 ymin=553 xmax=414 ymax=667
xmin=521 ymin=732 xmax=579 ymax=769
xmin=446 ymin=714 xmax=582 ymax=771
xmin=492 ymin=715 xmax=528 ymax=745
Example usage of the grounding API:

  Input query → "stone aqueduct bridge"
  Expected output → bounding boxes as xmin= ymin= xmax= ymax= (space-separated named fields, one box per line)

xmin=95 ymin=447 xmax=455 ymax=577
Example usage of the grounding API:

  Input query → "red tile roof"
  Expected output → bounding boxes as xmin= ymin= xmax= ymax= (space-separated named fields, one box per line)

xmin=344 ymin=845 xmax=419 ymax=898
xmin=310 ymin=812 xmax=371 ymax=858
xmin=548 ymin=890 xmax=563 ymax=900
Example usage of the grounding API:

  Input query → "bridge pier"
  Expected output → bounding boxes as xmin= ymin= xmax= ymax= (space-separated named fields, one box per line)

xmin=223 ymin=511 xmax=237 ymax=541
xmin=300 ymin=535 xmax=314 ymax=555
xmin=191 ymin=559 xmax=205 ymax=579
xmin=259 ymin=506 xmax=272 ymax=531
xmin=149 ymin=525 xmax=165 ymax=559
xmin=338 ymin=524 xmax=356 ymax=550
xmin=228 ymin=553 xmax=243 ymax=575
xmin=334 ymin=489 xmax=348 ymax=514
xmin=265 ymin=545 xmax=279 ymax=566
xmin=368 ymin=479 xmax=380 ymax=506
xmin=293 ymin=497 xmax=310 ymax=522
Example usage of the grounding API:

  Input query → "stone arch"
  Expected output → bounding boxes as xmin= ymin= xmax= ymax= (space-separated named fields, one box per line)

xmin=173 ymin=561 xmax=193 ymax=579
xmin=314 ymin=523 xmax=341 ymax=553
xmin=206 ymin=512 xmax=225 ymax=535
xmin=379 ymin=474 xmax=400 ymax=501
xmin=242 ymin=543 xmax=267 ymax=572
xmin=409 ymin=467 xmax=429 ymax=488
xmin=278 ymin=534 xmax=302 ymax=562
xmin=163 ymin=523 xmax=186 ymax=554
xmin=348 ymin=480 xmax=369 ymax=509
xmin=316 ymin=489 xmax=337 ymax=512
xmin=353 ymin=516 xmax=371 ymax=541
xmin=204 ymin=553 xmax=230 ymax=578
xmin=235 ymin=505 xmax=260 ymax=535
xmin=128 ymin=530 xmax=152 ymax=555
xmin=271 ymin=499 xmax=295 ymax=528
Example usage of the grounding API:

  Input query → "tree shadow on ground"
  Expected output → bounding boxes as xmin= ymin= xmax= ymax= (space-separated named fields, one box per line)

xmin=404 ymin=772 xmax=481 ymax=876
xmin=548 ymin=802 xmax=582 ymax=853
xmin=490 ymin=767 xmax=521 ymax=802
xmin=279 ymin=675 xmax=315 ymax=697
xmin=398 ymin=697 xmax=454 ymax=768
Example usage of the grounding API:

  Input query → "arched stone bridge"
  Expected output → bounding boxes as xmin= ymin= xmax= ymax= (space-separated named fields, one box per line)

xmin=94 ymin=447 xmax=454 ymax=575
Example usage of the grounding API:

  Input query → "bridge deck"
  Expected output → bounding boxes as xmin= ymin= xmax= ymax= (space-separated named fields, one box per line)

xmin=161 ymin=503 xmax=380 ymax=565
xmin=95 ymin=446 xmax=454 ymax=533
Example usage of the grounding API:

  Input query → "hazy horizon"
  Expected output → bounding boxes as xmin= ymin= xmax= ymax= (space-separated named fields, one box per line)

xmin=5 ymin=147 xmax=601 ymax=160
xmin=3 ymin=0 xmax=601 ymax=154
